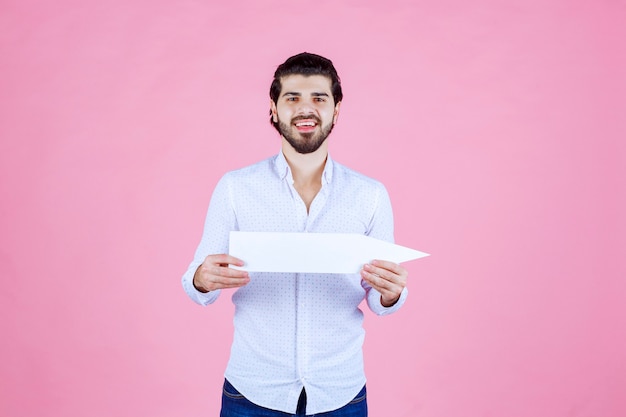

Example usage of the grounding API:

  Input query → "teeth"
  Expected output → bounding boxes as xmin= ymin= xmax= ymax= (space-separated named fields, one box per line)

xmin=296 ymin=121 xmax=316 ymax=127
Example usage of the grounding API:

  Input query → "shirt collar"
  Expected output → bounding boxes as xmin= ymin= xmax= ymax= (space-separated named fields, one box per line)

xmin=273 ymin=151 xmax=334 ymax=185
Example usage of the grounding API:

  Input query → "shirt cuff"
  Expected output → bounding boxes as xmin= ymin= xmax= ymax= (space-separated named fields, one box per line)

xmin=182 ymin=268 xmax=221 ymax=306
xmin=369 ymin=286 xmax=408 ymax=316
xmin=191 ymin=286 xmax=221 ymax=305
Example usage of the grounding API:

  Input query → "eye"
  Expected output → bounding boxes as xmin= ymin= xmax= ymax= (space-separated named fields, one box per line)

xmin=314 ymin=97 xmax=326 ymax=102
xmin=286 ymin=97 xmax=298 ymax=102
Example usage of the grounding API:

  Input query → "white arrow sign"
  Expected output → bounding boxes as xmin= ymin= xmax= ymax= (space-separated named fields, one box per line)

xmin=229 ymin=231 xmax=429 ymax=273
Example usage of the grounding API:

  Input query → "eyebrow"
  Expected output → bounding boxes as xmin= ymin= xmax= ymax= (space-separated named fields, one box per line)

xmin=281 ymin=92 xmax=330 ymax=97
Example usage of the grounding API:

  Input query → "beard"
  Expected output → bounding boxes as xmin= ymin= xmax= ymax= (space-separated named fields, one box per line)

xmin=278 ymin=115 xmax=334 ymax=154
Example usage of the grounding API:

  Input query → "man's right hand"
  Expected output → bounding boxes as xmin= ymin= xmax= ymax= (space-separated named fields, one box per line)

xmin=193 ymin=254 xmax=250 ymax=293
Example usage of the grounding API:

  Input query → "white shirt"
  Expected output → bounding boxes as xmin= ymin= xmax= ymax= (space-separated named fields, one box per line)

xmin=182 ymin=152 xmax=408 ymax=414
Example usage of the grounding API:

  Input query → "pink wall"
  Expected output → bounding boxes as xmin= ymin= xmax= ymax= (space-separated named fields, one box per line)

xmin=1 ymin=1 xmax=624 ymax=416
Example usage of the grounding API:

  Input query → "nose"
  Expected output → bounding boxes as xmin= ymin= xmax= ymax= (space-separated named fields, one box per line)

xmin=295 ymin=100 xmax=316 ymax=116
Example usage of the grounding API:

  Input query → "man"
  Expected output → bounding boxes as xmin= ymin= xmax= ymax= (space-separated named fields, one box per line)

xmin=182 ymin=52 xmax=408 ymax=416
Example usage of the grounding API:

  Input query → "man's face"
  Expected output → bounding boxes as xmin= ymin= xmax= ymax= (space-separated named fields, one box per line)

xmin=271 ymin=74 xmax=340 ymax=154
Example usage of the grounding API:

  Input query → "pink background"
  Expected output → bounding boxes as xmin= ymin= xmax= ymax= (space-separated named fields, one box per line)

xmin=1 ymin=1 xmax=625 ymax=416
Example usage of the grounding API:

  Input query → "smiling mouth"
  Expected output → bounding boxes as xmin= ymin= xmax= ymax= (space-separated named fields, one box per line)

xmin=295 ymin=120 xmax=317 ymax=127
xmin=293 ymin=116 xmax=320 ymax=132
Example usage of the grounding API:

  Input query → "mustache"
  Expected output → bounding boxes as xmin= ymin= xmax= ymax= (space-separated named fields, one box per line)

xmin=291 ymin=115 xmax=321 ymax=124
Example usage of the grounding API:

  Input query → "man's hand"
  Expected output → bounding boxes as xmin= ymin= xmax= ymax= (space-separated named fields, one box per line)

xmin=361 ymin=260 xmax=408 ymax=307
xmin=193 ymin=254 xmax=250 ymax=293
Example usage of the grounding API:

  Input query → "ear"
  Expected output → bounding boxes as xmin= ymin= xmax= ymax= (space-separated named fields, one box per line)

xmin=333 ymin=102 xmax=341 ymax=125
xmin=270 ymin=99 xmax=278 ymax=123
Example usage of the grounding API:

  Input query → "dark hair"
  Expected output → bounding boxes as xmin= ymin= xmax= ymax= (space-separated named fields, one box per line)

xmin=269 ymin=52 xmax=343 ymax=130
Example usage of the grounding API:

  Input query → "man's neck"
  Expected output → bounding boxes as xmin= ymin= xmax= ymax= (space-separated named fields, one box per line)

xmin=281 ymin=139 xmax=328 ymax=187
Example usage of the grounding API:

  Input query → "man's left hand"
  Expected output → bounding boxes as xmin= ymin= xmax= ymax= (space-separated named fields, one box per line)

xmin=361 ymin=260 xmax=408 ymax=307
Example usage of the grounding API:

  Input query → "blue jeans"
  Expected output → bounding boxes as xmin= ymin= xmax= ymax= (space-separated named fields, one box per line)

xmin=220 ymin=379 xmax=367 ymax=417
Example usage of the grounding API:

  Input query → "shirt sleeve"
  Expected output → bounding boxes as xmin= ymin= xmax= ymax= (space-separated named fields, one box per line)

xmin=181 ymin=174 xmax=238 ymax=306
xmin=362 ymin=182 xmax=409 ymax=315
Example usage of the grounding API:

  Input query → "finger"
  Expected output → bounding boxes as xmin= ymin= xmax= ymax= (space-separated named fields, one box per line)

xmin=206 ymin=254 xmax=246 ymax=267
xmin=370 ymin=259 xmax=405 ymax=276
xmin=212 ymin=265 xmax=249 ymax=279
xmin=212 ymin=277 xmax=250 ymax=289
xmin=360 ymin=268 xmax=393 ymax=291
xmin=207 ymin=271 xmax=250 ymax=290
xmin=362 ymin=263 xmax=398 ymax=284
xmin=360 ymin=269 xmax=403 ymax=307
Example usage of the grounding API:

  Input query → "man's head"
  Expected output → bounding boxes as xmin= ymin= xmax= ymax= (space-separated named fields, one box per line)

xmin=269 ymin=53 xmax=343 ymax=154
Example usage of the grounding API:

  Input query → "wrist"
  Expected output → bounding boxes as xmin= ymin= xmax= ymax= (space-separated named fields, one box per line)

xmin=193 ymin=266 xmax=210 ymax=293
xmin=381 ymin=295 xmax=400 ymax=307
